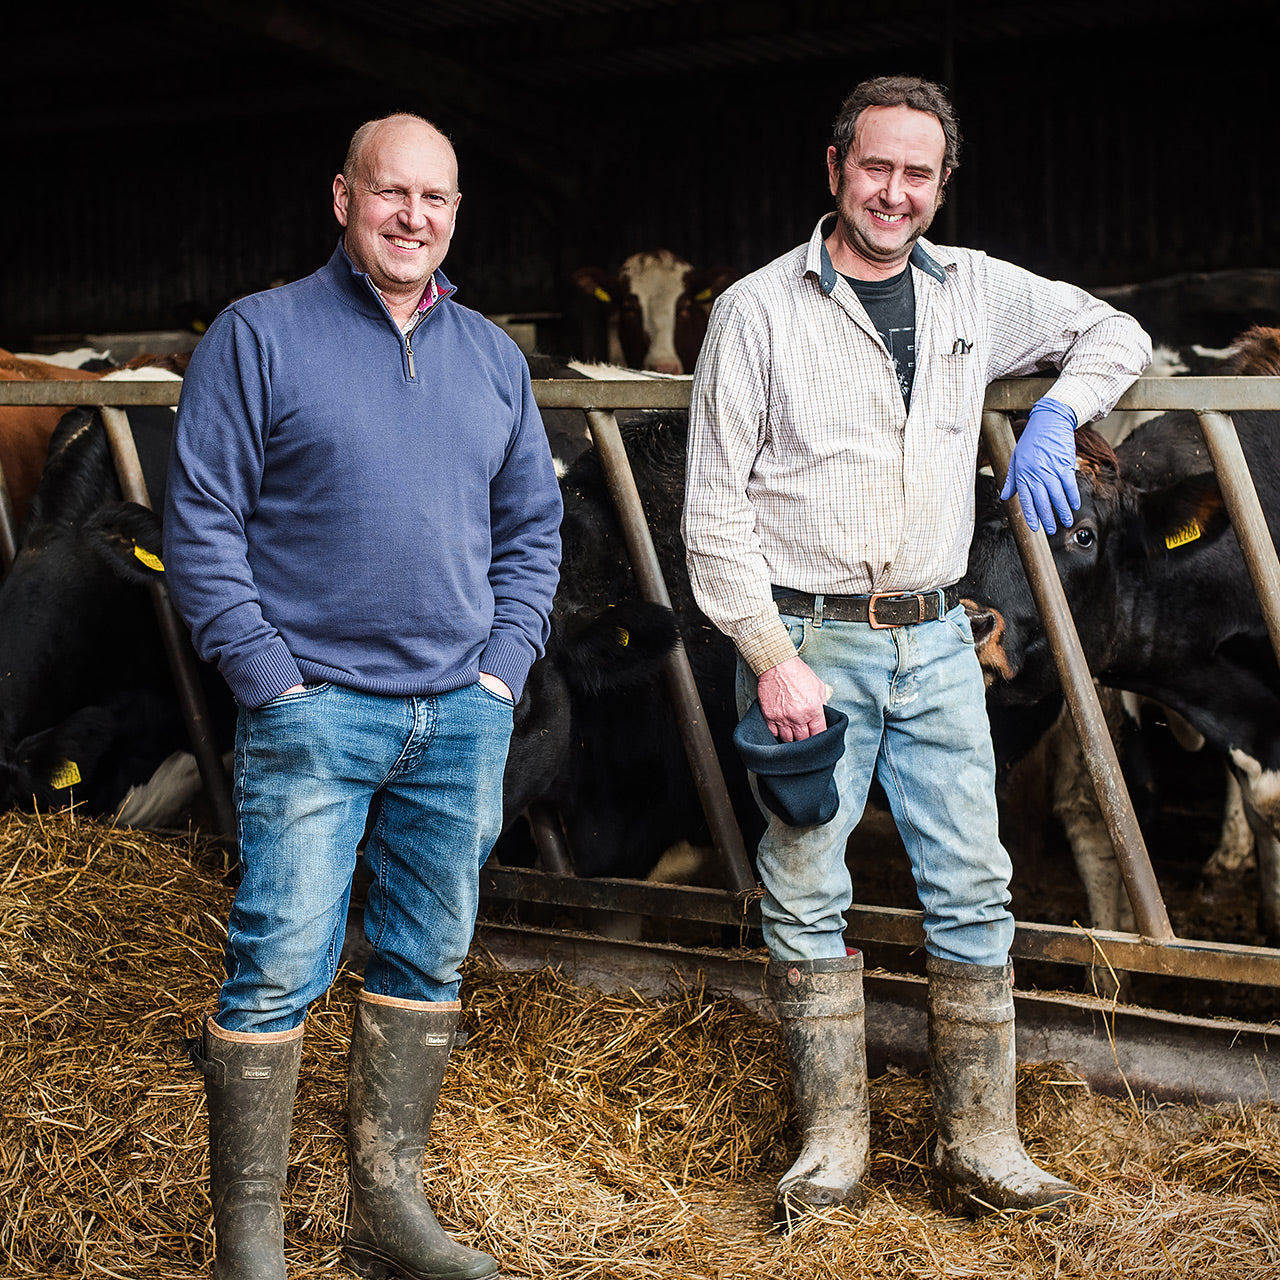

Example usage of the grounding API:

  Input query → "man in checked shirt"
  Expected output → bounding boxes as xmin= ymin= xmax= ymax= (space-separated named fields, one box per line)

xmin=683 ymin=75 xmax=1150 ymax=1229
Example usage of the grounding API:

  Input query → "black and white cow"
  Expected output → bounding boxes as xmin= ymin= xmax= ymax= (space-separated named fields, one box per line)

xmin=961 ymin=326 xmax=1280 ymax=942
xmin=0 ymin=395 xmax=215 ymax=816
xmin=0 ymin=395 xmax=689 ymax=875
xmin=572 ymin=251 xmax=735 ymax=374
xmin=1092 ymin=270 xmax=1280 ymax=446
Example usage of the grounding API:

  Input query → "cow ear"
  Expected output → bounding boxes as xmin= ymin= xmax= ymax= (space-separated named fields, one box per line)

xmin=558 ymin=600 xmax=680 ymax=697
xmin=14 ymin=705 xmax=119 ymax=807
xmin=85 ymin=501 xmax=166 ymax=585
xmin=1137 ymin=473 xmax=1229 ymax=557
xmin=572 ymin=266 xmax=621 ymax=305
xmin=683 ymin=266 xmax=737 ymax=305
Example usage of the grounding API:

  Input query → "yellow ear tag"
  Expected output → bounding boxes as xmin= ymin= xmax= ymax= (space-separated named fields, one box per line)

xmin=693 ymin=288 xmax=714 ymax=302
xmin=50 ymin=759 xmax=82 ymax=790
xmin=593 ymin=286 xmax=612 ymax=304
xmin=1165 ymin=522 xmax=1202 ymax=550
xmin=615 ymin=627 xmax=630 ymax=647
xmin=133 ymin=545 xmax=164 ymax=571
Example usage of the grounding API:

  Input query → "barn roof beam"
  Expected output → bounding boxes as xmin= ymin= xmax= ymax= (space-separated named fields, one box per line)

xmin=179 ymin=0 xmax=582 ymax=198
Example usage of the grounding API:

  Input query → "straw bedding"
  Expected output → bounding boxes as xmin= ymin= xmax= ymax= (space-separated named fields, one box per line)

xmin=2 ymin=809 xmax=1278 ymax=1279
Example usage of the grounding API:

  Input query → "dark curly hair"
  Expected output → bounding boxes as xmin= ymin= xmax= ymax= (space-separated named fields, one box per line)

xmin=830 ymin=75 xmax=961 ymax=174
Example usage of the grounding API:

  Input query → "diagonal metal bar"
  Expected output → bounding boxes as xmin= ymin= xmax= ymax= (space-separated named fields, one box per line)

xmin=1195 ymin=410 xmax=1280 ymax=669
xmin=99 ymin=408 xmax=237 ymax=843
xmin=0 ymin=460 xmax=16 ymax=571
xmin=584 ymin=407 xmax=757 ymax=899
xmin=981 ymin=410 xmax=1174 ymax=941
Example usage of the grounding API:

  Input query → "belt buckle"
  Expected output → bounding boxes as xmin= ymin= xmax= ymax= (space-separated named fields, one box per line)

xmin=867 ymin=591 xmax=923 ymax=629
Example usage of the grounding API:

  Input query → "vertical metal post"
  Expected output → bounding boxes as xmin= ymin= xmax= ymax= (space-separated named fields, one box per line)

xmin=981 ymin=410 xmax=1174 ymax=940
xmin=525 ymin=800 xmax=575 ymax=875
xmin=0 ymin=460 xmax=16 ymax=571
xmin=584 ymin=407 xmax=757 ymax=898
xmin=1195 ymin=410 xmax=1280 ymax=667
xmin=99 ymin=408 xmax=237 ymax=843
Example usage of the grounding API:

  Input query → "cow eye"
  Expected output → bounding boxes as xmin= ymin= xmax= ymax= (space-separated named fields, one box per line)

xmin=1071 ymin=526 xmax=1096 ymax=549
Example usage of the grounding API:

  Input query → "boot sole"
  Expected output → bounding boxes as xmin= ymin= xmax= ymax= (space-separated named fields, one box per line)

xmin=932 ymin=1177 xmax=1080 ymax=1219
xmin=344 ymin=1241 xmax=500 ymax=1280
xmin=773 ymin=1183 xmax=868 ymax=1233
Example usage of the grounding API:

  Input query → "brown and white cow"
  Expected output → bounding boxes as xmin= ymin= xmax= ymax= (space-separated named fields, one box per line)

xmin=0 ymin=349 xmax=190 ymax=540
xmin=573 ymin=250 xmax=735 ymax=374
xmin=0 ymin=351 xmax=104 ymax=534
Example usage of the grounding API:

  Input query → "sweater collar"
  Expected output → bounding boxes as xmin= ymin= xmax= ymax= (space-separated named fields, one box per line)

xmin=804 ymin=212 xmax=949 ymax=293
xmin=319 ymin=239 xmax=457 ymax=322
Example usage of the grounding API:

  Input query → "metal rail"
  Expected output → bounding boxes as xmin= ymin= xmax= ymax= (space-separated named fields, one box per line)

xmin=6 ymin=375 xmax=1280 ymax=988
xmin=583 ymin=407 xmax=756 ymax=898
xmin=1196 ymin=409 xmax=1280 ymax=667
xmin=480 ymin=864 xmax=1280 ymax=989
xmin=981 ymin=410 xmax=1174 ymax=940
xmin=98 ymin=409 xmax=237 ymax=841
xmin=472 ymin=922 xmax=1280 ymax=1106
xmin=0 ymin=473 xmax=16 ymax=571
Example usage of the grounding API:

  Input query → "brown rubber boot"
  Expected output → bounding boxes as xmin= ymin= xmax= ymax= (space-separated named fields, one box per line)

xmin=927 ymin=957 xmax=1082 ymax=1217
xmin=766 ymin=952 xmax=870 ymax=1231
xmin=345 ymin=991 xmax=497 ymax=1280
xmin=190 ymin=1016 xmax=304 ymax=1280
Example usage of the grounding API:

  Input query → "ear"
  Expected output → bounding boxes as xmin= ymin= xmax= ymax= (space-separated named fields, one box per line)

xmin=15 ymin=704 xmax=120 ymax=806
xmin=557 ymin=600 xmax=680 ymax=698
xmin=1135 ymin=473 xmax=1230 ymax=558
xmin=683 ymin=266 xmax=737 ymax=306
xmin=333 ymin=173 xmax=350 ymax=227
xmin=572 ymin=266 xmax=621 ymax=305
xmin=85 ymin=502 xmax=166 ymax=586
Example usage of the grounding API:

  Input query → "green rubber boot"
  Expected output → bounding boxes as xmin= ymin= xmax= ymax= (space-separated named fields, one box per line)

xmin=345 ymin=991 xmax=498 ymax=1280
xmin=190 ymin=1016 xmax=303 ymax=1279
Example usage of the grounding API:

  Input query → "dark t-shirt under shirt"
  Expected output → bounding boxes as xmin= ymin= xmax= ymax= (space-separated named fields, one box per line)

xmin=842 ymin=265 xmax=916 ymax=411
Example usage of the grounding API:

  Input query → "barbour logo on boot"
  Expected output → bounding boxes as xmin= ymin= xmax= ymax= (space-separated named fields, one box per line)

xmin=242 ymin=1066 xmax=273 ymax=1079
xmin=425 ymin=1034 xmax=451 ymax=1046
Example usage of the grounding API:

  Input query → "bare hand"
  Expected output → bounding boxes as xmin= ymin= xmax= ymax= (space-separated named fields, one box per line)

xmin=281 ymin=684 xmax=305 ymax=695
xmin=757 ymin=655 xmax=829 ymax=741
xmin=478 ymin=672 xmax=513 ymax=701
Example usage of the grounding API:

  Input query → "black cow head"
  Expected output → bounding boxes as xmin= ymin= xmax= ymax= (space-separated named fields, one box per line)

xmin=960 ymin=423 xmax=1229 ymax=707
xmin=84 ymin=501 xmax=166 ymax=588
xmin=501 ymin=598 xmax=680 ymax=829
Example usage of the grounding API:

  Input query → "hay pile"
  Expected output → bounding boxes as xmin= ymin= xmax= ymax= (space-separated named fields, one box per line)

xmin=2 ymin=809 xmax=1279 ymax=1279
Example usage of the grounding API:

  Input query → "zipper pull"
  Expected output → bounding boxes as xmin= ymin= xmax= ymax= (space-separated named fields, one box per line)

xmin=406 ymin=336 xmax=416 ymax=379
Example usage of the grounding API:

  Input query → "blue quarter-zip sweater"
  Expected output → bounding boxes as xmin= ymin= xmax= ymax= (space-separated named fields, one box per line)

xmin=163 ymin=242 xmax=562 ymax=709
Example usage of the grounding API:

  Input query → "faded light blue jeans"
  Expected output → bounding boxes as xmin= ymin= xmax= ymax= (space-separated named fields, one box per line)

xmin=217 ymin=681 xmax=513 ymax=1034
xmin=737 ymin=603 xmax=1014 ymax=968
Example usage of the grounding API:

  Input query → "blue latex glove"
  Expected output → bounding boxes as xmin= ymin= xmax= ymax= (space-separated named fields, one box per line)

xmin=999 ymin=395 xmax=1080 ymax=534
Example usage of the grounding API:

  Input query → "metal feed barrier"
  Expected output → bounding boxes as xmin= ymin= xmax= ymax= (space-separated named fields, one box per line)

xmin=4 ymin=372 xmax=1280 ymax=1101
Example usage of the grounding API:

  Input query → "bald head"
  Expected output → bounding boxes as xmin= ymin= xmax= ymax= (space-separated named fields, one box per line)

xmin=343 ymin=113 xmax=458 ymax=194
xmin=333 ymin=113 xmax=462 ymax=324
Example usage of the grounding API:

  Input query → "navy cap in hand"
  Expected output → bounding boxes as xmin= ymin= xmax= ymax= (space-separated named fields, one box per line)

xmin=732 ymin=701 xmax=848 ymax=827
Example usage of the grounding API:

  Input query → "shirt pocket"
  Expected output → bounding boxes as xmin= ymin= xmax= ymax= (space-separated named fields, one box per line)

xmin=926 ymin=351 xmax=984 ymax=433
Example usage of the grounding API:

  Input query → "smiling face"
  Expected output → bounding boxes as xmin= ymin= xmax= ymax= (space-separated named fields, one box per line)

xmin=825 ymin=104 xmax=949 ymax=280
xmin=333 ymin=116 xmax=460 ymax=319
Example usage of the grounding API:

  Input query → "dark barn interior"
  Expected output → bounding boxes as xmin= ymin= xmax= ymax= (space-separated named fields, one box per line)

xmin=3 ymin=0 xmax=1277 ymax=352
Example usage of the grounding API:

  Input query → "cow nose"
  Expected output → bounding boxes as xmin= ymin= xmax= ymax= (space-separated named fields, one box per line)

xmin=647 ymin=357 xmax=683 ymax=375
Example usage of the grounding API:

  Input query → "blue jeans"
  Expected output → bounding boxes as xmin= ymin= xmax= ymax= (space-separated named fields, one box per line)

xmin=217 ymin=681 xmax=513 ymax=1033
xmin=737 ymin=604 xmax=1013 ymax=967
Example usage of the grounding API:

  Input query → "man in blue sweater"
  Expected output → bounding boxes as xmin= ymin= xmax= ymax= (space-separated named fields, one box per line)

xmin=165 ymin=113 xmax=562 ymax=1280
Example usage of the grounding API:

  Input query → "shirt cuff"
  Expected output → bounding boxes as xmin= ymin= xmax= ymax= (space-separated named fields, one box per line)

xmin=479 ymin=632 xmax=534 ymax=703
xmin=735 ymin=613 xmax=799 ymax=676
xmin=1043 ymin=380 xmax=1100 ymax=430
xmin=221 ymin=640 xmax=304 ymax=709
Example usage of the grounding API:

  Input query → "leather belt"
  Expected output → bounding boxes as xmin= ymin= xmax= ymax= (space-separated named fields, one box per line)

xmin=773 ymin=585 xmax=961 ymax=628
